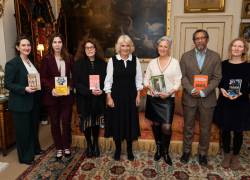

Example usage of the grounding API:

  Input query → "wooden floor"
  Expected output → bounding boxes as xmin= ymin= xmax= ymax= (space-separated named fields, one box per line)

xmin=0 ymin=124 xmax=53 ymax=179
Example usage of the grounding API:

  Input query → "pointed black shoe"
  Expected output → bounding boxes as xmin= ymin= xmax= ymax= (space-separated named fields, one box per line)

xmin=56 ymin=150 xmax=63 ymax=160
xmin=180 ymin=152 xmax=190 ymax=164
xmin=85 ymin=145 xmax=93 ymax=158
xmin=113 ymin=149 xmax=121 ymax=161
xmin=198 ymin=154 xmax=208 ymax=166
xmin=154 ymin=143 xmax=161 ymax=161
xmin=35 ymin=149 xmax=45 ymax=155
xmin=162 ymin=153 xmax=172 ymax=166
xmin=127 ymin=151 xmax=135 ymax=161
xmin=20 ymin=160 xmax=34 ymax=165
xmin=64 ymin=149 xmax=71 ymax=158
xmin=92 ymin=143 xmax=100 ymax=157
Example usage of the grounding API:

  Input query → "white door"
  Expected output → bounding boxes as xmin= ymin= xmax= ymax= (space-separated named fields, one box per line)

xmin=203 ymin=23 xmax=225 ymax=56
xmin=174 ymin=15 xmax=233 ymax=60
xmin=179 ymin=22 xmax=202 ymax=59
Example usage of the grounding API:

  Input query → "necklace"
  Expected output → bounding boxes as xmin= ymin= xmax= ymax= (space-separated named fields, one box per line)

xmin=157 ymin=56 xmax=172 ymax=74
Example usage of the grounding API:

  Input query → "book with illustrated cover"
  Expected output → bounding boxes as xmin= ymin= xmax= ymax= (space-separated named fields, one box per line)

xmin=228 ymin=79 xmax=242 ymax=96
xmin=193 ymin=75 xmax=208 ymax=91
xmin=89 ymin=75 xmax=100 ymax=90
xmin=151 ymin=75 xmax=166 ymax=93
xmin=27 ymin=73 xmax=41 ymax=90
xmin=55 ymin=76 xmax=68 ymax=95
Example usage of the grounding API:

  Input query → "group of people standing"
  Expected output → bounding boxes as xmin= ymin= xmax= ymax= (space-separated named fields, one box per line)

xmin=4 ymin=29 xmax=250 ymax=171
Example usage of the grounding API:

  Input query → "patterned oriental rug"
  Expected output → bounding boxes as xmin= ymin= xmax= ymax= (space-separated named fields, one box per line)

xmin=17 ymin=133 xmax=250 ymax=180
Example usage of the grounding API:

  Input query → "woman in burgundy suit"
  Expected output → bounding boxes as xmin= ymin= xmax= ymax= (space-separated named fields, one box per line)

xmin=40 ymin=33 xmax=74 ymax=159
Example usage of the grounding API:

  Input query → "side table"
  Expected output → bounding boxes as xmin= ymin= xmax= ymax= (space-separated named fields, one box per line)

xmin=0 ymin=97 xmax=15 ymax=156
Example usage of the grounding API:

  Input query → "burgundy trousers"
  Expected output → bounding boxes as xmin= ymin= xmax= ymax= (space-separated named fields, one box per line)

xmin=47 ymin=101 xmax=72 ymax=150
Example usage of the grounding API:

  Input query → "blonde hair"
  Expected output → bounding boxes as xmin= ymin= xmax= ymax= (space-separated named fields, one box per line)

xmin=228 ymin=38 xmax=249 ymax=62
xmin=115 ymin=35 xmax=135 ymax=54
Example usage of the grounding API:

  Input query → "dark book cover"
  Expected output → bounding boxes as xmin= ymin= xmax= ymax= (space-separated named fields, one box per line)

xmin=228 ymin=79 xmax=242 ymax=96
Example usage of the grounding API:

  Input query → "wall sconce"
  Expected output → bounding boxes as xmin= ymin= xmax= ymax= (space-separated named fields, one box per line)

xmin=37 ymin=43 xmax=44 ymax=57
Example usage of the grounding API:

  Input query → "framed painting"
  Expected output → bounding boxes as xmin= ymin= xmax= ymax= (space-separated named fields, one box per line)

xmin=62 ymin=0 xmax=171 ymax=58
xmin=241 ymin=0 xmax=250 ymax=18
xmin=239 ymin=23 xmax=250 ymax=42
xmin=184 ymin=0 xmax=225 ymax=13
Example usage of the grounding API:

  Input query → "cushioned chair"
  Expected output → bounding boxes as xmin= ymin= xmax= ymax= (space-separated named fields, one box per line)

xmin=71 ymin=90 xmax=220 ymax=155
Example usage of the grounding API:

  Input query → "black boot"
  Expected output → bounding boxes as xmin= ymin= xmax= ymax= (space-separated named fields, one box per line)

xmin=151 ymin=125 xmax=162 ymax=161
xmin=114 ymin=140 xmax=121 ymax=161
xmin=162 ymin=133 xmax=172 ymax=166
xmin=84 ymin=127 xmax=93 ymax=158
xmin=127 ymin=140 xmax=134 ymax=161
xmin=92 ymin=125 xmax=100 ymax=157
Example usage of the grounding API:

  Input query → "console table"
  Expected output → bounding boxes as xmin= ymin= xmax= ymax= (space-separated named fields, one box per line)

xmin=0 ymin=98 xmax=15 ymax=156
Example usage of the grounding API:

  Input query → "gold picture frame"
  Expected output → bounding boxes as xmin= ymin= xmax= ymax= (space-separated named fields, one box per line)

xmin=184 ymin=0 xmax=225 ymax=13
xmin=241 ymin=0 xmax=250 ymax=18
xmin=239 ymin=23 xmax=250 ymax=42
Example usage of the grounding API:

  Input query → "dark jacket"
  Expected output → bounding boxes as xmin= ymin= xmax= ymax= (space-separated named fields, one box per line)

xmin=4 ymin=56 xmax=40 ymax=112
xmin=40 ymin=53 xmax=74 ymax=106
xmin=73 ymin=58 xmax=106 ymax=117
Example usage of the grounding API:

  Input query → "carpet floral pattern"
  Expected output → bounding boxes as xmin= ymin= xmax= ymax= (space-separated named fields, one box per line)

xmin=18 ymin=133 xmax=250 ymax=179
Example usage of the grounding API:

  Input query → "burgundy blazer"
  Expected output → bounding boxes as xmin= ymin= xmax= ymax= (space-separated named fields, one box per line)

xmin=40 ymin=53 xmax=74 ymax=106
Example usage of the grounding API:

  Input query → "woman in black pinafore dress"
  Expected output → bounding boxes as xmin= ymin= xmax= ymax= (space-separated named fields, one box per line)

xmin=104 ymin=35 xmax=143 ymax=161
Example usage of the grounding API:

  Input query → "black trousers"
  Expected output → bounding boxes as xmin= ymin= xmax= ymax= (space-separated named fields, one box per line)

xmin=221 ymin=130 xmax=243 ymax=155
xmin=12 ymin=103 xmax=41 ymax=163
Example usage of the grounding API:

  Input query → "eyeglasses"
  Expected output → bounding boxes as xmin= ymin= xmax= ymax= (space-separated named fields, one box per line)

xmin=194 ymin=36 xmax=207 ymax=41
xmin=85 ymin=46 xmax=95 ymax=50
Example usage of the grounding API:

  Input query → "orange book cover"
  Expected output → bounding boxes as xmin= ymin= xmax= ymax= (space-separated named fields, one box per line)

xmin=89 ymin=75 xmax=100 ymax=90
xmin=193 ymin=75 xmax=208 ymax=91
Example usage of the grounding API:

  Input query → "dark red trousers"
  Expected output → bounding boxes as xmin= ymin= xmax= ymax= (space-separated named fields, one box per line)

xmin=47 ymin=100 xmax=72 ymax=150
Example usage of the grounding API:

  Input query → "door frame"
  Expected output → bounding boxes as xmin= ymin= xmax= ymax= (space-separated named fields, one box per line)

xmin=174 ymin=15 xmax=233 ymax=60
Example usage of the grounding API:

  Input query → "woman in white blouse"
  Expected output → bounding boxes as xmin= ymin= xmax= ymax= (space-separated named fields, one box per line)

xmin=4 ymin=35 xmax=43 ymax=164
xmin=144 ymin=36 xmax=182 ymax=166
xmin=104 ymin=35 xmax=143 ymax=161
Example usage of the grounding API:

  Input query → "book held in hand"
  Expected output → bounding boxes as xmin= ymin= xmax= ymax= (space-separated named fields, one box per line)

xmin=193 ymin=75 xmax=208 ymax=91
xmin=228 ymin=79 xmax=242 ymax=96
xmin=151 ymin=75 xmax=166 ymax=93
xmin=55 ymin=76 xmax=68 ymax=95
xmin=27 ymin=73 xmax=41 ymax=90
xmin=89 ymin=75 xmax=100 ymax=90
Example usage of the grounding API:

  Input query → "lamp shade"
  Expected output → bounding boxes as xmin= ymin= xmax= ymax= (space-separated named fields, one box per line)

xmin=37 ymin=44 xmax=44 ymax=51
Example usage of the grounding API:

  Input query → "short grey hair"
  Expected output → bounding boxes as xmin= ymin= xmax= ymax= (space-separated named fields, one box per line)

xmin=156 ymin=36 xmax=173 ymax=48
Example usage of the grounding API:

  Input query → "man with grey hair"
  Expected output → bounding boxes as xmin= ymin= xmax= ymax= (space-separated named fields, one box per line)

xmin=180 ymin=29 xmax=221 ymax=166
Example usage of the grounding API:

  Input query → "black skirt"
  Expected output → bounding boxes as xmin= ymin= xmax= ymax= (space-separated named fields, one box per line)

xmin=145 ymin=95 xmax=175 ymax=124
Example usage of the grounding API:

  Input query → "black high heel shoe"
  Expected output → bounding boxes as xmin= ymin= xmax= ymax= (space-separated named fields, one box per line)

xmin=56 ymin=150 xmax=63 ymax=160
xmin=92 ymin=143 xmax=100 ymax=157
xmin=162 ymin=153 xmax=172 ymax=166
xmin=64 ymin=149 xmax=71 ymax=157
xmin=85 ymin=145 xmax=93 ymax=158
xmin=114 ymin=149 xmax=121 ymax=161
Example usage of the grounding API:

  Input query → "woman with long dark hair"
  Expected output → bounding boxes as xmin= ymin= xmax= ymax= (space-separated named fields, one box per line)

xmin=40 ymin=33 xmax=74 ymax=159
xmin=73 ymin=38 xmax=106 ymax=157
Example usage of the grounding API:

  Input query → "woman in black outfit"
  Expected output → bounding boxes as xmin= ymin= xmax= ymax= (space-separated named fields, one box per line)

xmin=73 ymin=38 xmax=106 ymax=157
xmin=5 ymin=35 xmax=43 ymax=164
xmin=104 ymin=35 xmax=143 ymax=161
xmin=214 ymin=38 xmax=250 ymax=170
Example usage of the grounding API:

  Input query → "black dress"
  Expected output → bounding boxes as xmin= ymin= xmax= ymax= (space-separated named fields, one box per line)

xmin=214 ymin=60 xmax=250 ymax=131
xmin=105 ymin=56 xmax=140 ymax=141
xmin=73 ymin=58 xmax=106 ymax=131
